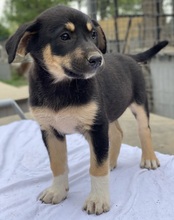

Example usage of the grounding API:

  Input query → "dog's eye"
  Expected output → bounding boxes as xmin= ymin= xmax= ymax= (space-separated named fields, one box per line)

xmin=60 ymin=33 xmax=71 ymax=41
xmin=91 ymin=30 xmax=97 ymax=39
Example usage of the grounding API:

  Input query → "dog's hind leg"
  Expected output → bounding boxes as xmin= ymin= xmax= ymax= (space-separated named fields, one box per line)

xmin=39 ymin=128 xmax=69 ymax=204
xmin=109 ymin=120 xmax=123 ymax=170
xmin=130 ymin=102 xmax=160 ymax=169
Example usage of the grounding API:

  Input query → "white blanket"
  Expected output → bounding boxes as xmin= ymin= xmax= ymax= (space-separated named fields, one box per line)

xmin=0 ymin=120 xmax=174 ymax=220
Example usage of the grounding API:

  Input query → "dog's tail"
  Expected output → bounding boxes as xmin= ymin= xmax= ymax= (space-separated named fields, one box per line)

xmin=129 ymin=40 xmax=168 ymax=63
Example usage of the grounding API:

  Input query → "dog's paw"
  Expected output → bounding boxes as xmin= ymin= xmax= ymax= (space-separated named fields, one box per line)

xmin=39 ymin=185 xmax=67 ymax=204
xmin=39 ymin=174 xmax=69 ymax=204
xmin=140 ymin=157 xmax=160 ymax=170
xmin=110 ymin=162 xmax=117 ymax=171
xmin=83 ymin=175 xmax=110 ymax=215
xmin=83 ymin=193 xmax=110 ymax=215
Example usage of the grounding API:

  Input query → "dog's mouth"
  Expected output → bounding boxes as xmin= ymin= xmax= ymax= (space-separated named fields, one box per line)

xmin=63 ymin=67 xmax=96 ymax=79
xmin=64 ymin=68 xmax=82 ymax=78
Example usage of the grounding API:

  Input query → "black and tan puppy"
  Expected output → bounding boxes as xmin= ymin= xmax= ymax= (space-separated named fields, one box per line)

xmin=6 ymin=5 xmax=168 ymax=215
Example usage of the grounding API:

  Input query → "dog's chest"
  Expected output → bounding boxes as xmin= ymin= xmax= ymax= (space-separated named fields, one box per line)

xmin=31 ymin=102 xmax=98 ymax=134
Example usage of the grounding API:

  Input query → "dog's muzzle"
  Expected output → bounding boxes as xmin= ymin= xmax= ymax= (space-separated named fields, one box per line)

xmin=87 ymin=52 xmax=103 ymax=69
xmin=87 ymin=53 xmax=103 ymax=69
xmin=64 ymin=52 xmax=104 ymax=79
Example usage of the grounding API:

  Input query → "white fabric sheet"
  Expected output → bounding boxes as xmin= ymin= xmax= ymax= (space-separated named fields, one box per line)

xmin=0 ymin=120 xmax=174 ymax=220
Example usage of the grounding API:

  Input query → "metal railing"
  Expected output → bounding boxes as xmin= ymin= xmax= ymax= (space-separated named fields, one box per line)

xmin=0 ymin=99 xmax=26 ymax=120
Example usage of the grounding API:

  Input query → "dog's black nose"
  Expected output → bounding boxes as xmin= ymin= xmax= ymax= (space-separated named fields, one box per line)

xmin=88 ymin=54 xmax=102 ymax=68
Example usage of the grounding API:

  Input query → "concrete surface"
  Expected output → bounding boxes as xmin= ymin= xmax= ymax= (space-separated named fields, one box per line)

xmin=0 ymin=63 xmax=11 ymax=80
xmin=0 ymin=82 xmax=29 ymax=118
xmin=0 ymin=82 xmax=28 ymax=100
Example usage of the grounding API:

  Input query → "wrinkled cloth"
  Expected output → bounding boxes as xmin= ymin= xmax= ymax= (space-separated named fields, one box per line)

xmin=0 ymin=120 xmax=174 ymax=220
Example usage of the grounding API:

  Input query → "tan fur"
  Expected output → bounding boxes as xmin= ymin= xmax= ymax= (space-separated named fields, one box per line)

xmin=42 ymin=44 xmax=70 ymax=82
xmin=109 ymin=120 xmax=123 ymax=170
xmin=85 ymin=135 xmax=109 ymax=177
xmin=17 ymin=32 xmax=36 ymax=56
xmin=86 ymin=22 xmax=92 ymax=32
xmin=30 ymin=101 xmax=98 ymax=134
xmin=65 ymin=22 xmax=75 ymax=32
xmin=42 ymin=45 xmax=86 ymax=82
xmin=96 ymin=26 xmax=105 ymax=52
xmin=72 ymin=47 xmax=84 ymax=59
xmin=46 ymin=131 xmax=67 ymax=176
xmin=130 ymin=103 xmax=158 ymax=165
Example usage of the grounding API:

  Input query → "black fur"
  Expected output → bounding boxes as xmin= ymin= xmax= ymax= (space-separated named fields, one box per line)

xmin=52 ymin=127 xmax=65 ymax=141
xmin=90 ymin=115 xmax=109 ymax=164
xmin=41 ymin=130 xmax=49 ymax=152
xmin=29 ymin=65 xmax=96 ymax=111
xmin=129 ymin=40 xmax=168 ymax=63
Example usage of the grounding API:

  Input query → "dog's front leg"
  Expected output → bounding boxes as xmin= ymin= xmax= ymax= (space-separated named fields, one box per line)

xmin=39 ymin=129 xmax=69 ymax=204
xmin=83 ymin=123 xmax=110 ymax=215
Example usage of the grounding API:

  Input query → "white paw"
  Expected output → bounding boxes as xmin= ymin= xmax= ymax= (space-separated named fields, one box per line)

xmin=140 ymin=158 xmax=160 ymax=170
xmin=39 ymin=185 xmax=67 ymax=204
xmin=83 ymin=175 xmax=110 ymax=215
xmin=39 ymin=173 xmax=69 ymax=204
xmin=83 ymin=193 xmax=110 ymax=215
xmin=110 ymin=162 xmax=117 ymax=171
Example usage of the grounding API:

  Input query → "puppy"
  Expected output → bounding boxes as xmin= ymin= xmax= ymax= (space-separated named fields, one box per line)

xmin=5 ymin=5 xmax=168 ymax=215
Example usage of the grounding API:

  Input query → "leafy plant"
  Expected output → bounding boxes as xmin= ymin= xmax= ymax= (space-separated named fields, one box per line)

xmin=5 ymin=0 xmax=69 ymax=25
xmin=1 ymin=70 xmax=28 ymax=87
xmin=0 ymin=23 xmax=10 ymax=40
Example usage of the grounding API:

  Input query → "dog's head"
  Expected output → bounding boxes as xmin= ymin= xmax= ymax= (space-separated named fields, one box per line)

xmin=6 ymin=6 xmax=106 ymax=81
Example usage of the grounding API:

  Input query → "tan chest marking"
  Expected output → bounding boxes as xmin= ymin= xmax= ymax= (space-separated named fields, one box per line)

xmin=31 ymin=102 xmax=98 ymax=134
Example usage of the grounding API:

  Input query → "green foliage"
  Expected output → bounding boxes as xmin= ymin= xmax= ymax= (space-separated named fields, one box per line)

xmin=5 ymin=0 xmax=69 ymax=25
xmin=117 ymin=0 xmax=142 ymax=14
xmin=1 ymin=71 xmax=28 ymax=87
xmin=4 ymin=0 xmax=142 ymax=26
xmin=97 ymin=0 xmax=141 ymax=19
xmin=0 ymin=23 xmax=10 ymax=40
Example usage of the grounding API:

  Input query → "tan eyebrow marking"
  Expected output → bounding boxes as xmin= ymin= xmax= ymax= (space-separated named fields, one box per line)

xmin=86 ymin=22 xmax=93 ymax=32
xmin=65 ymin=22 xmax=75 ymax=32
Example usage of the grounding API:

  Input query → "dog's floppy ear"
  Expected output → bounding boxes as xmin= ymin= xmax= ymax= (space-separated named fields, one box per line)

xmin=92 ymin=19 xmax=107 ymax=54
xmin=5 ymin=21 xmax=39 ymax=63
